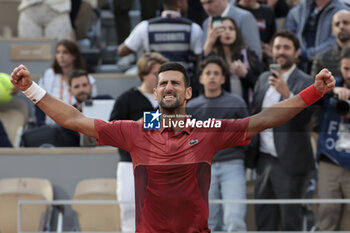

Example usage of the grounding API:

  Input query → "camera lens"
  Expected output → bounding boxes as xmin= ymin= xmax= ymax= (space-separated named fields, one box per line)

xmin=335 ymin=99 xmax=350 ymax=115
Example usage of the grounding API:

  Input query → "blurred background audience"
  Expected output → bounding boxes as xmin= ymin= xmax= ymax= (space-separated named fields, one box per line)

xmin=36 ymin=39 xmax=97 ymax=126
xmin=1 ymin=0 xmax=350 ymax=231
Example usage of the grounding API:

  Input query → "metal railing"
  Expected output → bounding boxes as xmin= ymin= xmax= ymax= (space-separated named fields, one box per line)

xmin=18 ymin=199 xmax=350 ymax=233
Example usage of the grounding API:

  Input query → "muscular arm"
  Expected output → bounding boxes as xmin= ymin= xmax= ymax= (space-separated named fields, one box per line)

xmin=247 ymin=94 xmax=306 ymax=138
xmin=11 ymin=65 xmax=97 ymax=138
xmin=37 ymin=94 xmax=96 ymax=138
xmin=246 ymin=69 xmax=335 ymax=139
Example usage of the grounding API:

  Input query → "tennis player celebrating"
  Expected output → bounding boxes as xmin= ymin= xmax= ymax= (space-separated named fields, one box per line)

xmin=11 ymin=63 xmax=334 ymax=232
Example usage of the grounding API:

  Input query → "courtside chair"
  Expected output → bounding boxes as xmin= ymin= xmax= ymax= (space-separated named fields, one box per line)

xmin=0 ymin=177 xmax=53 ymax=233
xmin=0 ymin=98 xmax=28 ymax=147
xmin=72 ymin=178 xmax=121 ymax=231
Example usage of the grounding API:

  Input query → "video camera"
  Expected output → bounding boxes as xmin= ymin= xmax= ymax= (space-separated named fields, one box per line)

xmin=334 ymin=95 xmax=350 ymax=115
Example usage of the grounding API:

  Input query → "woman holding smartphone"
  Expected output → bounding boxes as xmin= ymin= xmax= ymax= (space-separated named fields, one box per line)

xmin=203 ymin=17 xmax=263 ymax=105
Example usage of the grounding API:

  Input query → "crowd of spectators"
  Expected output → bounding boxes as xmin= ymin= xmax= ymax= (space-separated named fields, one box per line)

xmin=1 ymin=0 xmax=350 ymax=231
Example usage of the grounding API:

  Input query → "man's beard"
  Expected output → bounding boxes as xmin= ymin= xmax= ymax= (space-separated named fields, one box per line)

xmin=275 ymin=55 xmax=294 ymax=70
xmin=76 ymin=93 xmax=91 ymax=103
xmin=338 ymin=32 xmax=350 ymax=43
xmin=159 ymin=98 xmax=180 ymax=110
xmin=281 ymin=60 xmax=294 ymax=70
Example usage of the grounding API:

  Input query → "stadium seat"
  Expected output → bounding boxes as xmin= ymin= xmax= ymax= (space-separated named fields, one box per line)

xmin=0 ymin=0 xmax=20 ymax=37
xmin=0 ymin=177 xmax=53 ymax=233
xmin=72 ymin=178 xmax=121 ymax=231
xmin=0 ymin=98 xmax=28 ymax=147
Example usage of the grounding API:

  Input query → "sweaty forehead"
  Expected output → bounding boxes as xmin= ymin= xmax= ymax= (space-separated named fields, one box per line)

xmin=158 ymin=70 xmax=184 ymax=83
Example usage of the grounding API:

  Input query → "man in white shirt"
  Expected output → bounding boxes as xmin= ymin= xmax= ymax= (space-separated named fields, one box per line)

xmin=118 ymin=0 xmax=203 ymax=69
xmin=118 ymin=0 xmax=203 ymax=96
xmin=250 ymin=30 xmax=315 ymax=231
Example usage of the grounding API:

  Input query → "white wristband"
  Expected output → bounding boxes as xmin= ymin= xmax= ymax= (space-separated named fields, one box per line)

xmin=22 ymin=81 xmax=46 ymax=104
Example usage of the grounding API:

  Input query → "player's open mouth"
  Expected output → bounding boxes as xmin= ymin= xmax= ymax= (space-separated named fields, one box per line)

xmin=163 ymin=95 xmax=176 ymax=100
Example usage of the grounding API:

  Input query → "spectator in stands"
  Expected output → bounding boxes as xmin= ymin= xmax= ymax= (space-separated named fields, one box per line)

xmin=187 ymin=0 xmax=208 ymax=25
xmin=17 ymin=0 xmax=73 ymax=40
xmin=237 ymin=0 xmax=276 ymax=44
xmin=69 ymin=69 xmax=93 ymax=111
xmin=118 ymin=0 xmax=203 ymax=96
xmin=70 ymin=69 xmax=112 ymax=107
xmin=201 ymin=0 xmax=262 ymax=61
xmin=58 ymin=69 xmax=98 ymax=146
xmin=203 ymin=17 xmax=263 ymax=104
xmin=250 ymin=30 xmax=314 ymax=231
xmin=109 ymin=52 xmax=168 ymax=232
xmin=23 ymin=69 xmax=110 ymax=147
xmin=37 ymin=39 xmax=97 ymax=126
xmin=257 ymin=0 xmax=290 ymax=18
xmin=284 ymin=0 xmax=349 ymax=73
xmin=311 ymin=10 xmax=350 ymax=78
xmin=314 ymin=46 xmax=350 ymax=231
xmin=22 ymin=69 xmax=98 ymax=148
xmin=187 ymin=56 xmax=248 ymax=231
xmin=113 ymin=0 xmax=159 ymax=45
xmin=236 ymin=0 xmax=276 ymax=69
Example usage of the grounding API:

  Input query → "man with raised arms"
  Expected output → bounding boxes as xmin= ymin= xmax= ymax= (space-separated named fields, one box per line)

xmin=11 ymin=62 xmax=334 ymax=233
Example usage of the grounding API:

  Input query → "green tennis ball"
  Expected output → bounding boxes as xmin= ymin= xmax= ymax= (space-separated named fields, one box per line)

xmin=0 ymin=72 xmax=14 ymax=104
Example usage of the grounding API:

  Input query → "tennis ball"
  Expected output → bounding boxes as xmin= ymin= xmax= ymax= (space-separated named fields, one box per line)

xmin=0 ymin=72 xmax=14 ymax=104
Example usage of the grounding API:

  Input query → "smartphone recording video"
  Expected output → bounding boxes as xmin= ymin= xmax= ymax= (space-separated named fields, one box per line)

xmin=212 ymin=16 xmax=222 ymax=28
xmin=269 ymin=64 xmax=281 ymax=78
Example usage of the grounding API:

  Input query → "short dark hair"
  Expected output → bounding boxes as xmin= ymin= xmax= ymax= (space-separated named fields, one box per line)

xmin=156 ymin=62 xmax=191 ymax=87
xmin=199 ymin=56 xmax=228 ymax=76
xmin=341 ymin=46 xmax=350 ymax=60
xmin=163 ymin=0 xmax=178 ymax=8
xmin=68 ymin=69 xmax=89 ymax=86
xmin=271 ymin=30 xmax=300 ymax=50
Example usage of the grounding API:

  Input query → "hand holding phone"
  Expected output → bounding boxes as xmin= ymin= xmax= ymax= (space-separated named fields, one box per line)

xmin=268 ymin=63 xmax=290 ymax=98
xmin=212 ymin=16 xmax=222 ymax=28
xmin=269 ymin=64 xmax=281 ymax=78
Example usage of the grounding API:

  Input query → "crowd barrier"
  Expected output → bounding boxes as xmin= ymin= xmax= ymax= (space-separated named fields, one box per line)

xmin=17 ymin=198 xmax=350 ymax=233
